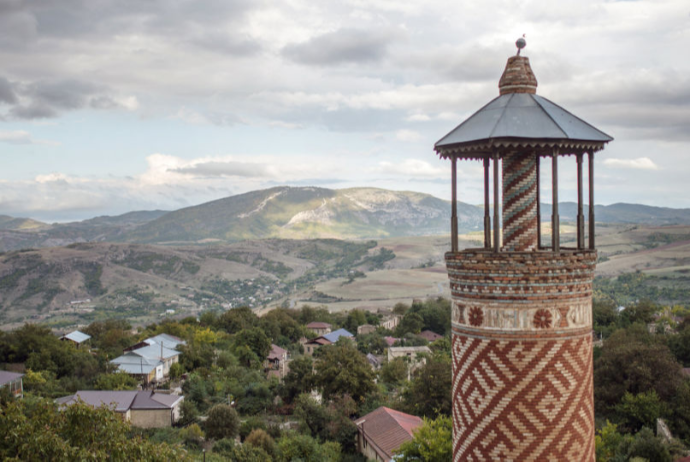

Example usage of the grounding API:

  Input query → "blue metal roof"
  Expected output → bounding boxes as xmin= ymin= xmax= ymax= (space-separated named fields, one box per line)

xmin=323 ymin=328 xmax=354 ymax=343
xmin=435 ymin=93 xmax=612 ymax=151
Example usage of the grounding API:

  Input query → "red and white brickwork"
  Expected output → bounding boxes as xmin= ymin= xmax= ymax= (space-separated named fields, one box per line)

xmin=502 ymin=153 xmax=538 ymax=252
xmin=447 ymin=250 xmax=597 ymax=461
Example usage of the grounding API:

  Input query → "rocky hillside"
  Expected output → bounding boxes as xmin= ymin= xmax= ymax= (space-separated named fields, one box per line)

xmin=122 ymin=187 xmax=482 ymax=244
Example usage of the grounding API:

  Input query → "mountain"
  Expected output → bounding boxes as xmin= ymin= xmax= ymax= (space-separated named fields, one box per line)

xmin=121 ymin=186 xmax=483 ymax=244
xmin=0 ymin=215 xmax=48 ymax=231
xmin=0 ymin=210 xmax=169 ymax=252
xmin=540 ymin=203 xmax=690 ymax=225
xmin=2 ymin=186 xmax=690 ymax=252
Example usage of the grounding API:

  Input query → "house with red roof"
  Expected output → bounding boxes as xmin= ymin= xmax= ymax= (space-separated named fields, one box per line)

xmin=355 ymin=406 xmax=423 ymax=461
xmin=306 ymin=322 xmax=332 ymax=336
xmin=265 ymin=344 xmax=289 ymax=379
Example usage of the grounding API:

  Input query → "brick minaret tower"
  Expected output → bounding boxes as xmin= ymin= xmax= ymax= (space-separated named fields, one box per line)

xmin=434 ymin=39 xmax=612 ymax=461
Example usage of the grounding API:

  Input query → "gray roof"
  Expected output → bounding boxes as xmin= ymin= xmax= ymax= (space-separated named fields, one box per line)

xmin=435 ymin=93 xmax=613 ymax=157
xmin=57 ymin=390 xmax=182 ymax=412
xmin=56 ymin=390 xmax=137 ymax=412
xmin=145 ymin=333 xmax=186 ymax=350
xmin=61 ymin=330 xmax=91 ymax=343
xmin=130 ymin=343 xmax=180 ymax=361
xmin=0 ymin=370 xmax=23 ymax=386
xmin=110 ymin=352 xmax=161 ymax=374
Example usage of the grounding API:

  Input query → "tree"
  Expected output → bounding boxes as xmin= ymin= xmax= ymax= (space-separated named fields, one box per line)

xmin=245 ymin=429 xmax=277 ymax=458
xmin=294 ymin=394 xmax=358 ymax=453
xmin=205 ymin=404 xmax=240 ymax=440
xmin=595 ymin=421 xmax=624 ymax=462
xmin=615 ymin=390 xmax=668 ymax=433
xmin=314 ymin=341 xmax=376 ymax=402
xmin=219 ymin=307 xmax=258 ymax=334
xmin=179 ymin=400 xmax=199 ymax=426
xmin=277 ymin=433 xmax=341 ymax=462
xmin=0 ymin=397 xmax=188 ymax=460
xmin=380 ymin=358 xmax=408 ymax=386
xmin=281 ymin=356 xmax=315 ymax=402
xmin=395 ymin=415 xmax=452 ymax=462
xmin=403 ymin=353 xmax=452 ymax=418
xmin=594 ymin=325 xmax=683 ymax=415
xmin=396 ymin=312 xmax=424 ymax=336
xmin=233 ymin=328 xmax=272 ymax=366
xmin=617 ymin=427 xmax=672 ymax=462
xmin=94 ymin=372 xmax=138 ymax=391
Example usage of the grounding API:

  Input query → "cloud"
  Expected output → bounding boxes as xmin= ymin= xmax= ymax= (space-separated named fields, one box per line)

xmin=282 ymin=28 xmax=401 ymax=66
xmin=0 ymin=76 xmax=139 ymax=120
xmin=0 ymin=129 xmax=59 ymax=146
xmin=395 ymin=129 xmax=422 ymax=142
xmin=172 ymin=161 xmax=274 ymax=178
xmin=373 ymin=159 xmax=445 ymax=177
xmin=602 ymin=157 xmax=660 ymax=170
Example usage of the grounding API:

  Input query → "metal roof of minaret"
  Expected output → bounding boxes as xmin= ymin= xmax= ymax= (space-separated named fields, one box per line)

xmin=435 ymin=39 xmax=613 ymax=159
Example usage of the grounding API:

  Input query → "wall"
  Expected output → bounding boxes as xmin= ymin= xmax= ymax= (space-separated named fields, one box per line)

xmin=130 ymin=409 xmax=172 ymax=428
xmin=447 ymin=249 xmax=597 ymax=461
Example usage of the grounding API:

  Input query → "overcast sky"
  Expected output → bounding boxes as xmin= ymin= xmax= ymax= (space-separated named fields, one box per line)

xmin=0 ymin=0 xmax=688 ymax=222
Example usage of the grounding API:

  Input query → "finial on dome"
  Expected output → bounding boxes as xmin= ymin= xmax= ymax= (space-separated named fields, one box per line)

xmin=516 ymin=35 xmax=526 ymax=56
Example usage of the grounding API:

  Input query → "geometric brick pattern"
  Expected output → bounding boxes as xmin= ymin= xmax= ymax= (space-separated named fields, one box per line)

xmin=451 ymin=333 xmax=594 ymax=461
xmin=446 ymin=249 xmax=596 ymax=462
xmin=502 ymin=152 xmax=538 ymax=252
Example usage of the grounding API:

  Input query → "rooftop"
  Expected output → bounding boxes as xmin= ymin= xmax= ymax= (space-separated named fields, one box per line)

xmin=0 ymin=370 xmax=23 ymax=386
xmin=355 ymin=406 xmax=423 ymax=460
xmin=61 ymin=330 xmax=91 ymax=344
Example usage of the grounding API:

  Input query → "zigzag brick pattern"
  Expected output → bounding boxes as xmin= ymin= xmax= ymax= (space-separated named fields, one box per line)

xmin=447 ymin=250 xmax=596 ymax=462
xmin=502 ymin=152 xmax=538 ymax=252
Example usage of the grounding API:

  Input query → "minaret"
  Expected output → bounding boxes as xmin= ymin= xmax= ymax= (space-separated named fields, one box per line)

xmin=434 ymin=39 xmax=612 ymax=461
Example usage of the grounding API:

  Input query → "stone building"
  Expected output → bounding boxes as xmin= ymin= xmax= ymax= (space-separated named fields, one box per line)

xmin=434 ymin=39 xmax=612 ymax=461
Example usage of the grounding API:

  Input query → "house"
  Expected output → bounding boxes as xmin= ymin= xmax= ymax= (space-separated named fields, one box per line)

xmin=304 ymin=328 xmax=354 ymax=355
xmin=306 ymin=322 xmax=332 ymax=336
xmin=379 ymin=314 xmax=401 ymax=331
xmin=387 ymin=346 xmax=431 ymax=380
xmin=124 ymin=333 xmax=186 ymax=353
xmin=56 ymin=390 xmax=184 ymax=428
xmin=111 ymin=342 xmax=181 ymax=384
xmin=357 ymin=324 xmax=377 ymax=335
xmin=112 ymin=333 xmax=186 ymax=384
xmin=417 ymin=330 xmax=443 ymax=343
xmin=0 ymin=371 xmax=24 ymax=398
xmin=265 ymin=344 xmax=289 ymax=379
xmin=60 ymin=330 xmax=91 ymax=348
xmin=355 ymin=406 xmax=423 ymax=461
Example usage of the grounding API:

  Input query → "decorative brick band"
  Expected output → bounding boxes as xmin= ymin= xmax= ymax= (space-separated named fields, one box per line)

xmin=502 ymin=152 xmax=538 ymax=252
xmin=452 ymin=333 xmax=594 ymax=461
xmin=447 ymin=249 xmax=596 ymax=461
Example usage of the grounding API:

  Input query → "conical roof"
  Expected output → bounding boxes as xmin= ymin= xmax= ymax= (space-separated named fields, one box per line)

xmin=435 ymin=55 xmax=612 ymax=159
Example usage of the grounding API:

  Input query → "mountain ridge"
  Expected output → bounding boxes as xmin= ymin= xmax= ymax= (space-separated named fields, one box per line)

xmin=1 ymin=186 xmax=690 ymax=252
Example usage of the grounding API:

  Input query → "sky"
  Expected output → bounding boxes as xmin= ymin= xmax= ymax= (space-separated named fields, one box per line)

xmin=0 ymin=0 xmax=689 ymax=222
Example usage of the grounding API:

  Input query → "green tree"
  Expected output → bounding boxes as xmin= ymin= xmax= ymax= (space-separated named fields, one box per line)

xmin=594 ymin=325 xmax=683 ymax=415
xmin=0 ymin=397 xmax=188 ymax=460
xmin=314 ymin=341 xmax=376 ymax=402
xmin=395 ymin=415 xmax=452 ymax=462
xmin=595 ymin=421 xmax=624 ymax=462
xmin=396 ymin=312 xmax=424 ymax=336
xmin=380 ymin=358 xmax=408 ymax=386
xmin=233 ymin=327 xmax=272 ymax=366
xmin=403 ymin=353 xmax=452 ymax=418
xmin=94 ymin=372 xmax=138 ymax=391
xmin=219 ymin=306 xmax=258 ymax=334
xmin=281 ymin=356 xmax=315 ymax=403
xmin=245 ymin=428 xmax=277 ymax=458
xmin=205 ymin=404 xmax=240 ymax=440
xmin=617 ymin=427 xmax=672 ymax=462
xmin=277 ymin=433 xmax=341 ymax=462
xmin=615 ymin=390 xmax=668 ymax=433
